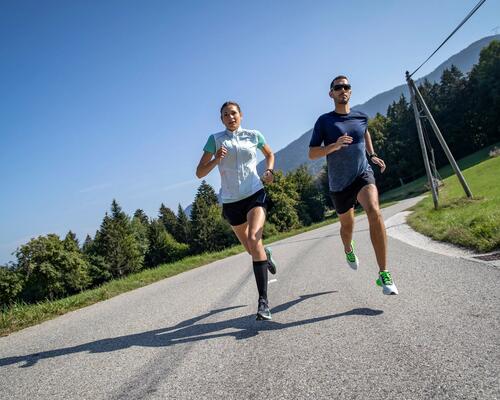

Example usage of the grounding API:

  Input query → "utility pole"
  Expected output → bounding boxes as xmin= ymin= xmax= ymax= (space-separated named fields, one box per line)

xmin=406 ymin=72 xmax=439 ymax=209
xmin=405 ymin=72 xmax=473 ymax=209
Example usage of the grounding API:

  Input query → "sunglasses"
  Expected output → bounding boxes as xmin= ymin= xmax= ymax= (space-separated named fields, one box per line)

xmin=332 ymin=84 xmax=351 ymax=91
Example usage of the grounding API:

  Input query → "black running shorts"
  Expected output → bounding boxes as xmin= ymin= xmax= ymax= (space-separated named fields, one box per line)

xmin=222 ymin=189 xmax=268 ymax=226
xmin=330 ymin=169 xmax=376 ymax=215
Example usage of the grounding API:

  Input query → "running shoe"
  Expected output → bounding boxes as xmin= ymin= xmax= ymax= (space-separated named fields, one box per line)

xmin=265 ymin=246 xmax=277 ymax=275
xmin=376 ymin=270 xmax=399 ymax=295
xmin=256 ymin=298 xmax=272 ymax=321
xmin=345 ymin=240 xmax=359 ymax=270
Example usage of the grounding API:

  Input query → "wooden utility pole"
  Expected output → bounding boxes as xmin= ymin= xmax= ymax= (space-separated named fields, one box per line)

xmin=406 ymin=72 xmax=473 ymax=208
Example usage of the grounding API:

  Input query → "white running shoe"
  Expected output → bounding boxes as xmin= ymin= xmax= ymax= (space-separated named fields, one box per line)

xmin=376 ymin=271 xmax=399 ymax=295
xmin=345 ymin=240 xmax=359 ymax=270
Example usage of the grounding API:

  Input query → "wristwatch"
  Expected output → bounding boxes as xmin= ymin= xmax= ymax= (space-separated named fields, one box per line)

xmin=368 ymin=153 xmax=378 ymax=159
xmin=265 ymin=168 xmax=274 ymax=175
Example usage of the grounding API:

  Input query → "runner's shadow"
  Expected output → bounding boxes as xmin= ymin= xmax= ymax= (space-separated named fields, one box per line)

xmin=0 ymin=291 xmax=383 ymax=368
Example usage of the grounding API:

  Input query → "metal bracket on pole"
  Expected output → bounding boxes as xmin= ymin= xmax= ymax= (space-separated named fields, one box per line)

xmin=406 ymin=72 xmax=439 ymax=209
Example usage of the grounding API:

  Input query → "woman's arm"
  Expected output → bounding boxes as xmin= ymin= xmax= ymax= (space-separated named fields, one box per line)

xmin=260 ymin=144 xmax=275 ymax=183
xmin=196 ymin=147 xmax=226 ymax=178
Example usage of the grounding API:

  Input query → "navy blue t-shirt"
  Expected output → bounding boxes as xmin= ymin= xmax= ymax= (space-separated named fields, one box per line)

xmin=309 ymin=110 xmax=371 ymax=192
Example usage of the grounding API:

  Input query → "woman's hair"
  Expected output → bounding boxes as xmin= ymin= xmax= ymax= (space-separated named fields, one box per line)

xmin=220 ymin=101 xmax=241 ymax=115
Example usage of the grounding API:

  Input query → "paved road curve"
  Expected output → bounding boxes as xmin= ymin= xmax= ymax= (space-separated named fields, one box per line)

xmin=1 ymin=198 xmax=499 ymax=399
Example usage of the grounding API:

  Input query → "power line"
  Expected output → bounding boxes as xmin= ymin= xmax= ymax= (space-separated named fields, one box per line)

xmin=409 ymin=0 xmax=488 ymax=78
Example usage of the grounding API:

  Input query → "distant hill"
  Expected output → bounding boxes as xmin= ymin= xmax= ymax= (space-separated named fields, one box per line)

xmin=352 ymin=35 xmax=500 ymax=117
xmin=258 ymin=35 xmax=500 ymax=176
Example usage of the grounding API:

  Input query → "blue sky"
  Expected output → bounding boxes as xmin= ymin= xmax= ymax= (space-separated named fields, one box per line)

xmin=1 ymin=0 xmax=499 ymax=263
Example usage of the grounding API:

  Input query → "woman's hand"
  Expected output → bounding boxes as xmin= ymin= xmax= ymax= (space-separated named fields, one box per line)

xmin=215 ymin=145 xmax=227 ymax=163
xmin=262 ymin=169 xmax=274 ymax=184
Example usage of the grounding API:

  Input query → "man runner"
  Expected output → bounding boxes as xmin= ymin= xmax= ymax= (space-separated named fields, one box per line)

xmin=308 ymin=75 xmax=398 ymax=295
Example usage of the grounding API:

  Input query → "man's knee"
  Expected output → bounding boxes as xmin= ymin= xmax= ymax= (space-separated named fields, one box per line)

xmin=365 ymin=205 xmax=382 ymax=220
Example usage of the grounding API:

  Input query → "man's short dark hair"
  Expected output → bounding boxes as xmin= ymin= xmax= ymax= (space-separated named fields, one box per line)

xmin=330 ymin=75 xmax=349 ymax=89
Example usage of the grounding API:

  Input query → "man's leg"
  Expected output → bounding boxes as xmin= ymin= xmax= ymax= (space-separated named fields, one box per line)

xmin=338 ymin=208 xmax=355 ymax=253
xmin=356 ymin=184 xmax=386 ymax=271
xmin=357 ymin=184 xmax=398 ymax=295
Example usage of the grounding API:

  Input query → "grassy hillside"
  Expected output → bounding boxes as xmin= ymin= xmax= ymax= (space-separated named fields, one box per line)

xmin=407 ymin=154 xmax=500 ymax=253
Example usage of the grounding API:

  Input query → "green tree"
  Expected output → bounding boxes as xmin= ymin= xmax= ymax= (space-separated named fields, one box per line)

xmin=159 ymin=204 xmax=177 ymax=236
xmin=16 ymin=234 xmax=91 ymax=302
xmin=265 ymin=171 xmax=299 ymax=232
xmin=92 ymin=200 xmax=144 ymax=278
xmin=467 ymin=40 xmax=500 ymax=146
xmin=190 ymin=181 xmax=233 ymax=252
xmin=0 ymin=265 xmax=24 ymax=307
xmin=287 ymin=165 xmax=325 ymax=225
xmin=133 ymin=209 xmax=149 ymax=226
xmin=174 ymin=204 xmax=191 ymax=244
xmin=131 ymin=211 xmax=150 ymax=261
xmin=145 ymin=219 xmax=189 ymax=267
xmin=63 ymin=231 xmax=80 ymax=252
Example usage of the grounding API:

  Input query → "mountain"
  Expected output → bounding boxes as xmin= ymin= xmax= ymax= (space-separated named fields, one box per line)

xmin=352 ymin=35 xmax=500 ymax=117
xmin=258 ymin=35 xmax=499 ymax=176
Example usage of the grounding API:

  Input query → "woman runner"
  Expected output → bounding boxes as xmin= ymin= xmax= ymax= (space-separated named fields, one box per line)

xmin=196 ymin=101 xmax=277 ymax=320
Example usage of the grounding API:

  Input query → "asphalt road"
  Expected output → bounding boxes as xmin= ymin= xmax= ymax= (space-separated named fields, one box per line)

xmin=1 ymin=198 xmax=498 ymax=400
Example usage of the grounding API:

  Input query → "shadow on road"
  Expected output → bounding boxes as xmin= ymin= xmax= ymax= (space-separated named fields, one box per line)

xmin=0 ymin=291 xmax=383 ymax=368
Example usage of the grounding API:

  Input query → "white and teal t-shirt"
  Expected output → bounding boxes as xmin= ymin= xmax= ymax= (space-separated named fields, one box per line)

xmin=203 ymin=127 xmax=266 ymax=203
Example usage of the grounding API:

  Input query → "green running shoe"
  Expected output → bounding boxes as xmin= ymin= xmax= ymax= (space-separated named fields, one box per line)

xmin=265 ymin=246 xmax=277 ymax=275
xmin=345 ymin=240 xmax=359 ymax=270
xmin=376 ymin=270 xmax=399 ymax=295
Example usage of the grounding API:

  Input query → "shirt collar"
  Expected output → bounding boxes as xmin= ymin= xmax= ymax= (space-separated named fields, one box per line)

xmin=225 ymin=126 xmax=243 ymax=135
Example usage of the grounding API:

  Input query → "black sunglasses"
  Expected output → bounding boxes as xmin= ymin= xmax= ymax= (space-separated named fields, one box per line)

xmin=332 ymin=84 xmax=351 ymax=91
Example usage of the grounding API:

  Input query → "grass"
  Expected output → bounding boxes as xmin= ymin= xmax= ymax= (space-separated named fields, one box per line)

xmin=407 ymin=155 xmax=500 ymax=253
xmin=380 ymin=143 xmax=499 ymax=203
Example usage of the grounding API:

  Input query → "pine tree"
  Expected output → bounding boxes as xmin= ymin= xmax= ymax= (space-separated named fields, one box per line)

xmin=174 ymin=204 xmax=191 ymax=244
xmin=63 ymin=230 xmax=80 ymax=252
xmin=145 ymin=219 xmax=189 ymax=267
xmin=133 ymin=209 xmax=149 ymax=226
xmin=93 ymin=200 xmax=144 ymax=278
xmin=190 ymin=181 xmax=230 ymax=253
xmin=159 ymin=203 xmax=177 ymax=236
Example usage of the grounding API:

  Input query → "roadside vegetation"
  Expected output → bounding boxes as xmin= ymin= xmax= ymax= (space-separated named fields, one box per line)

xmin=407 ymin=153 xmax=500 ymax=253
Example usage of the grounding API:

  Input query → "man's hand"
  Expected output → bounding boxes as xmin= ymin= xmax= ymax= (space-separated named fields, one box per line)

xmin=371 ymin=156 xmax=386 ymax=173
xmin=215 ymin=146 xmax=227 ymax=163
xmin=333 ymin=133 xmax=353 ymax=151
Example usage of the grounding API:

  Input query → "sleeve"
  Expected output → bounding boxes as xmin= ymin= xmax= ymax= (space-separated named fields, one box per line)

xmin=256 ymin=131 xmax=267 ymax=149
xmin=203 ymin=135 xmax=216 ymax=154
xmin=309 ymin=118 xmax=324 ymax=147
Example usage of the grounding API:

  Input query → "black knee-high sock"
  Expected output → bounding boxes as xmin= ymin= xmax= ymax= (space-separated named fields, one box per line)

xmin=252 ymin=260 xmax=268 ymax=301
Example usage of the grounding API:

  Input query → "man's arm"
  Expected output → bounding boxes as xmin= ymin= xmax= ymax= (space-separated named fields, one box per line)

xmin=309 ymin=134 xmax=353 ymax=160
xmin=364 ymin=129 xmax=386 ymax=173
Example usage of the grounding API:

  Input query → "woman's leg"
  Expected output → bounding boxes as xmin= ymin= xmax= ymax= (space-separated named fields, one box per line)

xmin=246 ymin=206 xmax=267 ymax=261
xmin=230 ymin=222 xmax=251 ymax=255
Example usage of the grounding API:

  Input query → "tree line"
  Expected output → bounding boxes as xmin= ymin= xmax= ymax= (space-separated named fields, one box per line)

xmin=1 ymin=40 xmax=498 ymax=308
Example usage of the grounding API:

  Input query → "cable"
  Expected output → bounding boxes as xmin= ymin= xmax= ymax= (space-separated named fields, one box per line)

xmin=409 ymin=0 xmax=487 ymax=77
